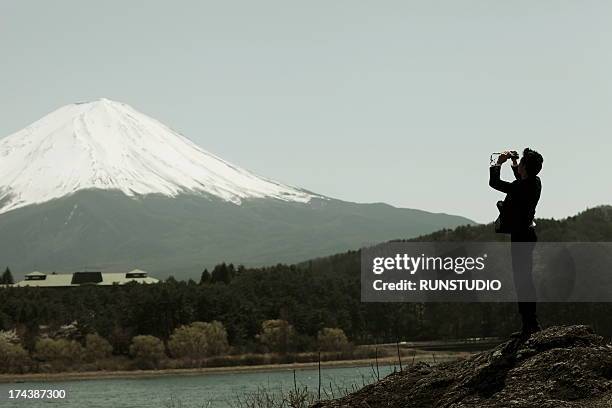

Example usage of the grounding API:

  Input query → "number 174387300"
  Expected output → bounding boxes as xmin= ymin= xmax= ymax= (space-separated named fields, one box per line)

xmin=8 ymin=389 xmax=66 ymax=399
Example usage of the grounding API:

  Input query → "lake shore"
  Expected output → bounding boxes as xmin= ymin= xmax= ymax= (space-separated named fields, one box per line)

xmin=0 ymin=353 xmax=469 ymax=384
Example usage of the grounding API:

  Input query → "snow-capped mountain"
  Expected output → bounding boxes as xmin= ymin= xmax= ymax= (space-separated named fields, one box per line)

xmin=0 ymin=98 xmax=314 ymax=215
xmin=0 ymin=99 xmax=474 ymax=279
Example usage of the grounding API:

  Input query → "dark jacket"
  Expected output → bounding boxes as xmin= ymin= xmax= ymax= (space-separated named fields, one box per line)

xmin=489 ymin=165 xmax=541 ymax=234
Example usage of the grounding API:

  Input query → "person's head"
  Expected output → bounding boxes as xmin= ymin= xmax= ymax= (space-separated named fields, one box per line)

xmin=518 ymin=148 xmax=543 ymax=178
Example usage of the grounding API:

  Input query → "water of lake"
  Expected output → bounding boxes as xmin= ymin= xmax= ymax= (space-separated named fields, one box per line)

xmin=0 ymin=364 xmax=398 ymax=408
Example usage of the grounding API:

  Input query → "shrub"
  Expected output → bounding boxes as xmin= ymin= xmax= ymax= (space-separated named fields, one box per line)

xmin=256 ymin=319 xmax=296 ymax=353
xmin=84 ymin=333 xmax=113 ymax=362
xmin=34 ymin=338 xmax=82 ymax=371
xmin=317 ymin=328 xmax=350 ymax=351
xmin=202 ymin=321 xmax=230 ymax=356
xmin=35 ymin=338 xmax=82 ymax=362
xmin=129 ymin=335 xmax=165 ymax=369
xmin=0 ymin=338 xmax=31 ymax=373
xmin=168 ymin=323 xmax=207 ymax=360
xmin=168 ymin=321 xmax=229 ymax=360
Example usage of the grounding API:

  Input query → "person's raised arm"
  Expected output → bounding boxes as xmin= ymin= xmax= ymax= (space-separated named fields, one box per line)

xmin=489 ymin=151 xmax=516 ymax=193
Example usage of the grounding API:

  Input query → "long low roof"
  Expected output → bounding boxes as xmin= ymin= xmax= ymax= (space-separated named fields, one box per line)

xmin=14 ymin=270 xmax=159 ymax=287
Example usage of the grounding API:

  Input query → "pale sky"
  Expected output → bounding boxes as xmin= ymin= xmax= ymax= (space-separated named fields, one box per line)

xmin=1 ymin=1 xmax=610 ymax=223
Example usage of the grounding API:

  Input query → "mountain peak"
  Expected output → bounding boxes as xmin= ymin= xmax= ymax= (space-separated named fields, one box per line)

xmin=0 ymin=100 xmax=316 ymax=214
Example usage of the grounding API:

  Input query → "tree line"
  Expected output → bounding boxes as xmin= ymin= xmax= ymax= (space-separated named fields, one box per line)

xmin=0 ymin=318 xmax=351 ymax=374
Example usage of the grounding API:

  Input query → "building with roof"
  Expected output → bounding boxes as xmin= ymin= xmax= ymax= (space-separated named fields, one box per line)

xmin=13 ymin=269 xmax=159 ymax=287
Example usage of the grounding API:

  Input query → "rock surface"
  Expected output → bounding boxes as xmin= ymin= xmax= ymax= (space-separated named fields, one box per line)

xmin=314 ymin=326 xmax=612 ymax=408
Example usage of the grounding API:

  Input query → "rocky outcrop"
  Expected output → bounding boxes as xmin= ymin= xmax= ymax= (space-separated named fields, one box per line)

xmin=314 ymin=326 xmax=612 ymax=408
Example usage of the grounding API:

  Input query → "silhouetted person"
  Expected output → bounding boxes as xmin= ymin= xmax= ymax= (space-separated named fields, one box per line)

xmin=489 ymin=148 xmax=543 ymax=337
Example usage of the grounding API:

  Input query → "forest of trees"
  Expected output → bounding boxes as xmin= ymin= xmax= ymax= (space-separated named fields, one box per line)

xmin=0 ymin=206 xmax=611 ymax=372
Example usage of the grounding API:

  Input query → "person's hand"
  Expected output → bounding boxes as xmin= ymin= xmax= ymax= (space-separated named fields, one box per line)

xmin=497 ymin=151 xmax=509 ymax=165
xmin=509 ymin=151 xmax=519 ymax=166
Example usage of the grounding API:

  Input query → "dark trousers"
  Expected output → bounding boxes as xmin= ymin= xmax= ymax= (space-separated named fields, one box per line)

xmin=511 ymin=228 xmax=538 ymax=326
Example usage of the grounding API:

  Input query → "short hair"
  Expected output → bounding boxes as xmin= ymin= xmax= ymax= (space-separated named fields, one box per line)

xmin=521 ymin=148 xmax=543 ymax=176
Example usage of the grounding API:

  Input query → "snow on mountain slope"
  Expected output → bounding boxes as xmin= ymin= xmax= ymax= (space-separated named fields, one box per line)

xmin=0 ymin=98 xmax=316 ymax=215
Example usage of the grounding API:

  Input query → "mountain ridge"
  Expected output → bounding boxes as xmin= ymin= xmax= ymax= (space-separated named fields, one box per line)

xmin=0 ymin=189 xmax=474 ymax=279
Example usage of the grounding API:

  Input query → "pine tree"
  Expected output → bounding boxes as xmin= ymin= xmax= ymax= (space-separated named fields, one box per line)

xmin=200 ymin=269 xmax=211 ymax=285
xmin=211 ymin=263 xmax=233 ymax=284
xmin=1 ymin=267 xmax=14 ymax=285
